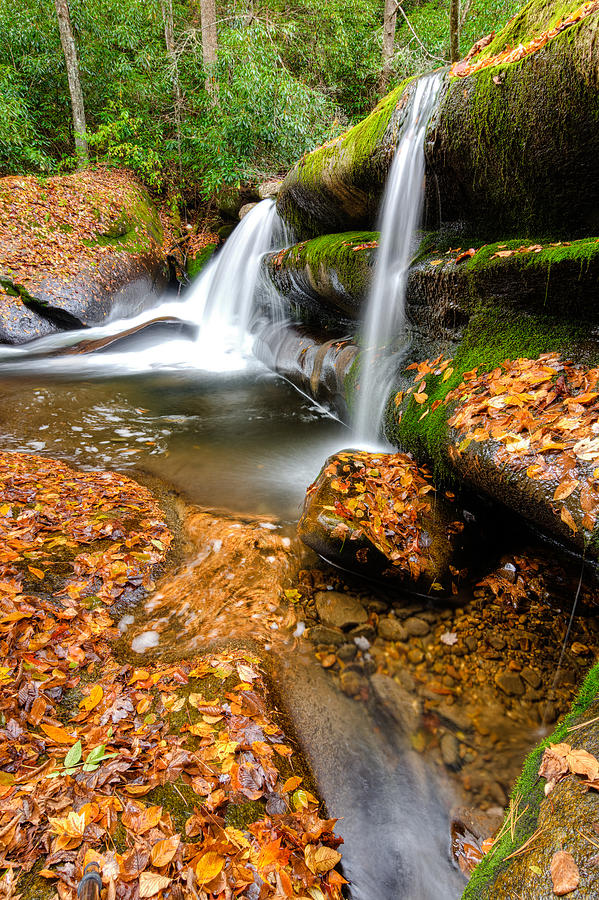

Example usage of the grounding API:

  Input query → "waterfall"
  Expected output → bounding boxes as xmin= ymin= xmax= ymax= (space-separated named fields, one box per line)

xmin=353 ymin=72 xmax=443 ymax=442
xmin=189 ymin=198 xmax=286 ymax=370
xmin=0 ymin=199 xmax=287 ymax=376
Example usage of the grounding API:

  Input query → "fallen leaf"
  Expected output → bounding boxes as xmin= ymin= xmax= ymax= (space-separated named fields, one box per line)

xmin=139 ymin=872 xmax=172 ymax=898
xmin=550 ymin=850 xmax=579 ymax=896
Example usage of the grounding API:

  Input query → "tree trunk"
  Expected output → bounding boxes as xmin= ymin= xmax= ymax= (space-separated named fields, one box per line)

xmin=200 ymin=0 xmax=218 ymax=94
xmin=161 ymin=0 xmax=183 ymax=176
xmin=450 ymin=0 xmax=460 ymax=62
xmin=53 ymin=0 xmax=88 ymax=164
xmin=379 ymin=0 xmax=398 ymax=93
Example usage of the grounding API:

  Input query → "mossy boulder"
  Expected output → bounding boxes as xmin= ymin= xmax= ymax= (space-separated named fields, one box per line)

xmin=276 ymin=78 xmax=415 ymax=240
xmin=383 ymin=300 xmax=599 ymax=559
xmin=298 ymin=448 xmax=471 ymax=592
xmin=263 ymin=231 xmax=378 ymax=331
xmin=464 ymin=662 xmax=599 ymax=898
xmin=428 ymin=0 xmax=599 ymax=236
xmin=0 ymin=169 xmax=165 ymax=344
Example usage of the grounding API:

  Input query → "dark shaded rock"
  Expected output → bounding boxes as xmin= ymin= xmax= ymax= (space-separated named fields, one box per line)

xmin=521 ymin=667 xmax=542 ymax=690
xmin=298 ymin=448 xmax=470 ymax=592
xmin=370 ymin=673 xmax=420 ymax=732
xmin=0 ymin=170 xmax=165 ymax=345
xmin=426 ymin=1 xmax=599 ymax=237
xmin=349 ymin=623 xmax=376 ymax=644
xmin=340 ymin=668 xmax=369 ymax=698
xmin=337 ymin=642 xmax=358 ymax=662
xmin=306 ymin=625 xmax=345 ymax=646
xmin=494 ymin=671 xmax=525 ymax=697
xmin=314 ymin=590 xmax=368 ymax=629
xmin=253 ymin=324 xmax=358 ymax=419
xmin=440 ymin=732 xmax=460 ymax=769
xmin=262 ymin=232 xmax=376 ymax=331
xmin=378 ymin=616 xmax=408 ymax=642
xmin=404 ymin=616 xmax=431 ymax=637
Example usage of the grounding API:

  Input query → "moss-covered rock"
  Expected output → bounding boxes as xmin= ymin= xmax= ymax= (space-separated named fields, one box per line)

xmin=276 ymin=78 xmax=415 ymax=240
xmin=464 ymin=662 xmax=599 ymax=898
xmin=0 ymin=168 xmax=166 ymax=344
xmin=263 ymin=231 xmax=378 ymax=330
xmin=428 ymin=0 xmax=599 ymax=235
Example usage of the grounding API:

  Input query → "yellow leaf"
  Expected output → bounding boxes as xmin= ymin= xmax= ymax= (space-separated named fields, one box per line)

xmin=139 ymin=872 xmax=172 ymax=898
xmin=304 ymin=844 xmax=342 ymax=875
xmin=128 ymin=669 xmax=150 ymax=685
xmin=28 ymin=566 xmax=45 ymax=580
xmin=553 ymin=479 xmax=579 ymax=501
xmin=80 ymin=685 xmax=103 ymax=712
xmin=40 ymin=724 xmax=77 ymax=745
xmin=236 ymin=663 xmax=257 ymax=683
xmin=561 ymin=506 xmax=578 ymax=533
xmin=196 ymin=850 xmax=224 ymax=884
xmin=150 ymin=835 xmax=180 ymax=867
xmin=48 ymin=810 xmax=86 ymax=839
xmin=282 ymin=776 xmax=303 ymax=793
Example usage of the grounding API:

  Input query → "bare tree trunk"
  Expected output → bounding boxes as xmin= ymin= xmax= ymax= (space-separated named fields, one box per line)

xmin=379 ymin=0 xmax=398 ymax=93
xmin=161 ymin=0 xmax=183 ymax=176
xmin=53 ymin=0 xmax=88 ymax=164
xmin=200 ymin=0 xmax=218 ymax=94
xmin=450 ymin=0 xmax=460 ymax=62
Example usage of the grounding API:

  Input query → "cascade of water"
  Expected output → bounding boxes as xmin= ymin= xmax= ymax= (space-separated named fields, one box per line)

xmin=0 ymin=198 xmax=286 ymax=377
xmin=353 ymin=72 xmax=443 ymax=442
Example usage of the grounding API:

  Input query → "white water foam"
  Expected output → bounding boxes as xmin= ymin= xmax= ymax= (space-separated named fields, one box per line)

xmin=0 ymin=199 xmax=286 ymax=377
xmin=353 ymin=72 xmax=443 ymax=442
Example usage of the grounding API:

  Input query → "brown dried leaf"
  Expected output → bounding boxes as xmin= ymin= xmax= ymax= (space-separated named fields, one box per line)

xmin=550 ymin=850 xmax=580 ymax=896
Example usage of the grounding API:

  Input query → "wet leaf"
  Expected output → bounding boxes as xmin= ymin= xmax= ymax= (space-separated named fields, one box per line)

xmin=196 ymin=850 xmax=225 ymax=884
xmin=40 ymin=724 xmax=77 ymax=745
xmin=150 ymin=835 xmax=180 ymax=867
xmin=304 ymin=845 xmax=342 ymax=875
xmin=139 ymin=872 xmax=172 ymax=897
xmin=550 ymin=850 xmax=580 ymax=895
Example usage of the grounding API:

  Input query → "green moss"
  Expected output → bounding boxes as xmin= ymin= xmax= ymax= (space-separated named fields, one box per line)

xmin=296 ymin=80 xmax=411 ymax=187
xmin=187 ymin=243 xmax=217 ymax=279
xmin=465 ymin=236 xmax=599 ymax=274
xmin=384 ymin=303 xmax=592 ymax=479
xmin=476 ymin=0 xmax=595 ymax=61
xmin=224 ymin=799 xmax=266 ymax=830
xmin=278 ymin=231 xmax=378 ymax=301
xmin=464 ymin=658 xmax=599 ymax=898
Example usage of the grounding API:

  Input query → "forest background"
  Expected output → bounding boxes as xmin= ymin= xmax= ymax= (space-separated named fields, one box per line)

xmin=1 ymin=0 xmax=519 ymax=208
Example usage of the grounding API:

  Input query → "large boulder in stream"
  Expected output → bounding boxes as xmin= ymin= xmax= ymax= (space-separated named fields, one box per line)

xmin=277 ymin=0 xmax=599 ymax=241
xmin=0 ymin=168 xmax=166 ymax=344
xmin=429 ymin=0 xmax=599 ymax=236
xmin=298 ymin=448 xmax=472 ymax=592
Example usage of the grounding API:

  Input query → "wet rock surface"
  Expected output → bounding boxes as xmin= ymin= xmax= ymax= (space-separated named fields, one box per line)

xmin=298 ymin=448 xmax=474 ymax=591
xmin=0 ymin=169 xmax=165 ymax=344
xmin=289 ymin=547 xmax=599 ymax=816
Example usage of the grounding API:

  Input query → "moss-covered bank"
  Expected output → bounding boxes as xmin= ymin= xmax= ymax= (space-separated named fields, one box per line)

xmin=0 ymin=168 xmax=166 ymax=344
xmin=464 ymin=660 xmax=599 ymax=898
xmin=263 ymin=231 xmax=378 ymax=330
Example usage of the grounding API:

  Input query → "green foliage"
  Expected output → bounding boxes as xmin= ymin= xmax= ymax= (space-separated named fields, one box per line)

xmin=87 ymin=105 xmax=164 ymax=188
xmin=0 ymin=0 xmax=530 ymax=195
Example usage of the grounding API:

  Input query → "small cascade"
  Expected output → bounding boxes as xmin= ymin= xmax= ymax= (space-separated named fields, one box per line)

xmin=353 ymin=72 xmax=443 ymax=442
xmin=0 ymin=198 xmax=287 ymax=377
xmin=189 ymin=199 xmax=286 ymax=369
